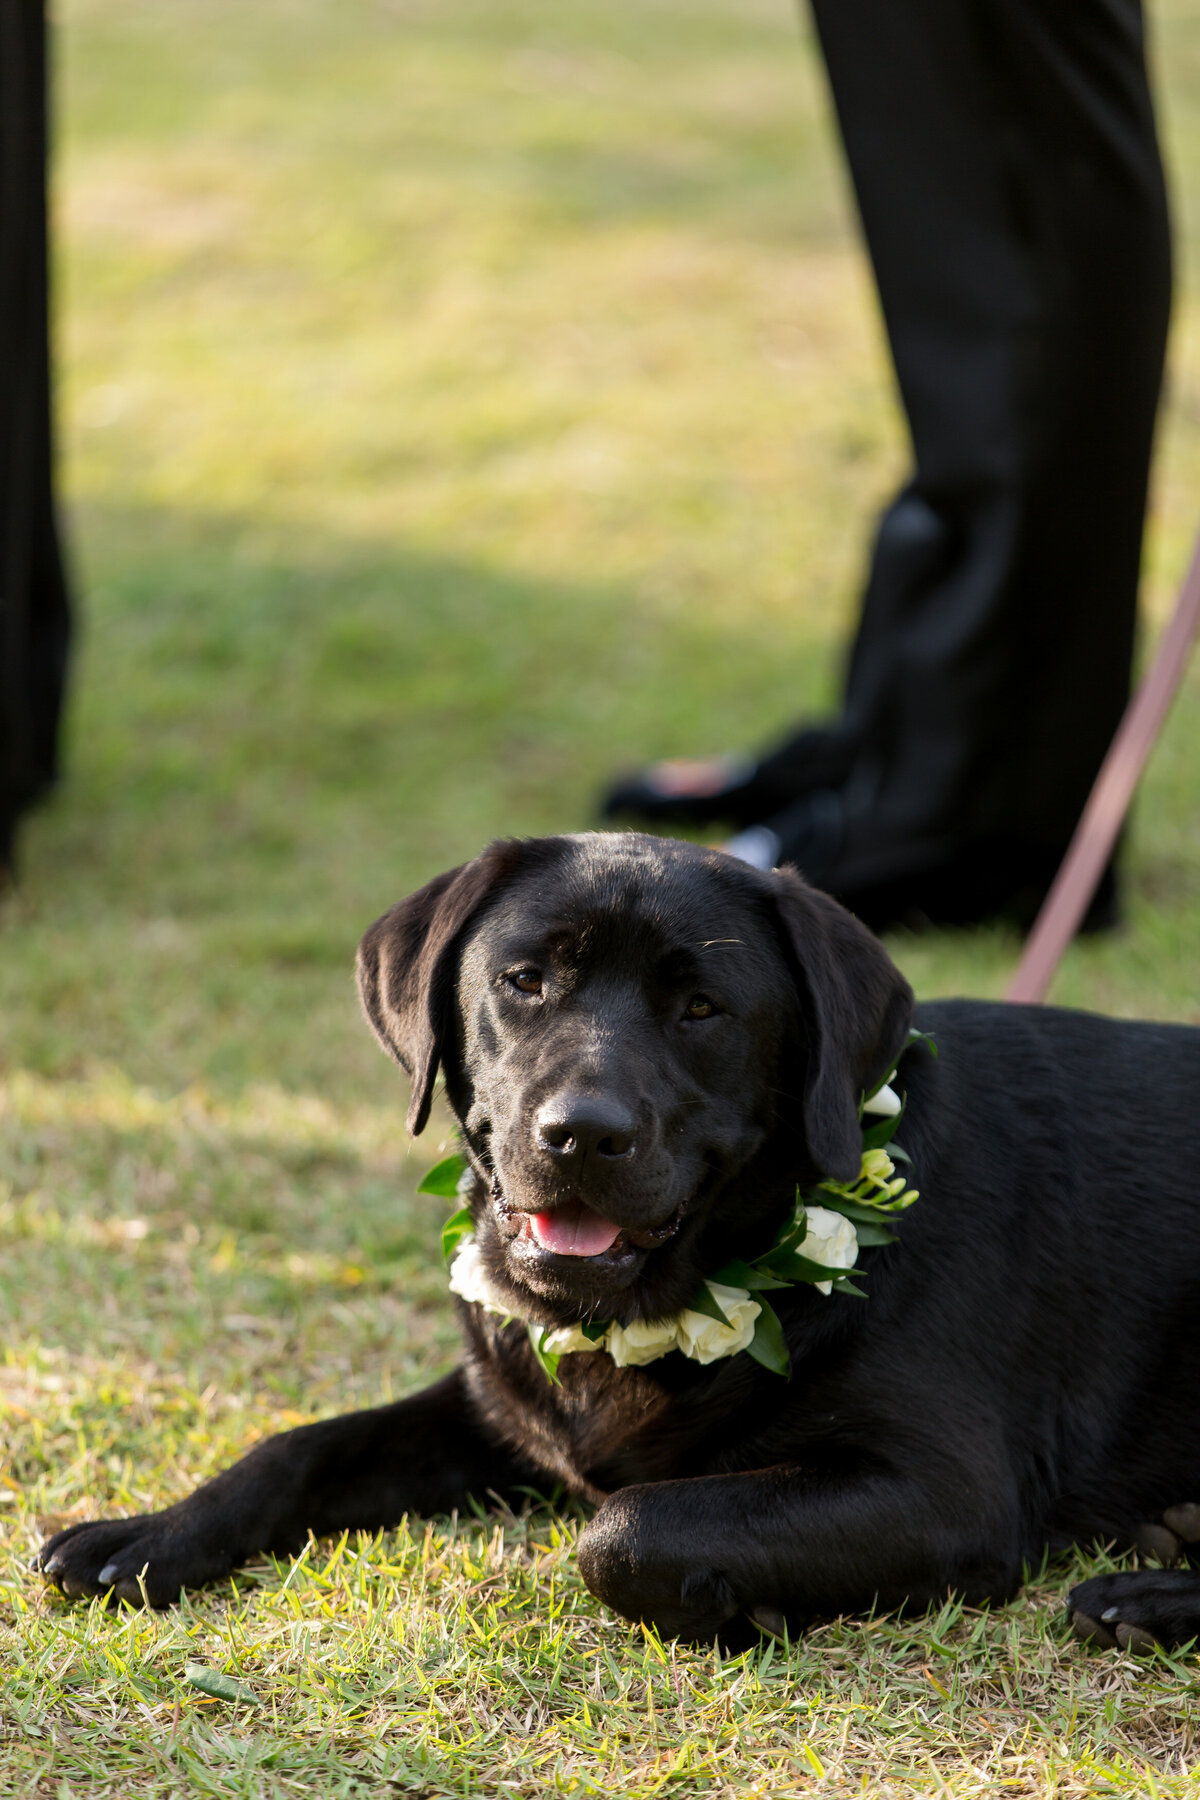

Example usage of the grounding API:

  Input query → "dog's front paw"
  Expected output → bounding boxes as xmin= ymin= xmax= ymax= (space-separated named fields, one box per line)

xmin=578 ymin=1491 xmax=743 ymax=1644
xmin=1068 ymin=1570 xmax=1200 ymax=1652
xmin=34 ymin=1508 xmax=238 ymax=1608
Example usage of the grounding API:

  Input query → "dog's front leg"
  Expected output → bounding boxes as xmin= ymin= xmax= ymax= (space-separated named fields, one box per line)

xmin=36 ymin=1370 xmax=535 ymax=1607
xmin=578 ymin=1465 xmax=1020 ymax=1645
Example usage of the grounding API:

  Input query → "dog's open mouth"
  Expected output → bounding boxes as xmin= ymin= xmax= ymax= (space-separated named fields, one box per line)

xmin=492 ymin=1182 xmax=684 ymax=1260
xmin=524 ymin=1199 xmax=623 ymax=1258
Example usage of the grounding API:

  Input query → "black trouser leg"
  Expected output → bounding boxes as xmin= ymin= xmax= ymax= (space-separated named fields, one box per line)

xmin=808 ymin=0 xmax=1170 ymax=883
xmin=0 ymin=0 xmax=71 ymax=869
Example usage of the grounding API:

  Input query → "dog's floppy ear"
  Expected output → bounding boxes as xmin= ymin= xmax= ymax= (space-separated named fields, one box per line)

xmin=770 ymin=868 xmax=915 ymax=1182
xmin=357 ymin=838 xmax=532 ymax=1136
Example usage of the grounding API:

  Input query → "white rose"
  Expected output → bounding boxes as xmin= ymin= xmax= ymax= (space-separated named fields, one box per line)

xmin=605 ymin=1317 xmax=681 ymax=1367
xmin=675 ymin=1281 xmax=761 ymax=1364
xmin=540 ymin=1322 xmax=597 ymax=1356
xmin=862 ymin=1082 xmax=901 ymax=1117
xmin=447 ymin=1236 xmax=510 ymax=1315
xmin=798 ymin=1205 xmax=859 ymax=1295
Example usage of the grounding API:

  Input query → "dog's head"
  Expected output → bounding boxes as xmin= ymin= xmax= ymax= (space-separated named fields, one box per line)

xmin=357 ymin=833 xmax=912 ymax=1327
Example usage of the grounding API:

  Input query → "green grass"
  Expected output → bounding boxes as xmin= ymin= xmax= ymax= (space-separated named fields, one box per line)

xmin=3 ymin=0 xmax=1200 ymax=1791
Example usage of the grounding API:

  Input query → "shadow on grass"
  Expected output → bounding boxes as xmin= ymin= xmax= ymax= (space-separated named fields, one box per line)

xmin=2 ymin=497 xmax=837 ymax=1092
xmin=51 ymin=497 xmax=829 ymax=891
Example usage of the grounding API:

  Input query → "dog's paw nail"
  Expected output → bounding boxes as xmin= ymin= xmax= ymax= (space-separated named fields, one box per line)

xmin=1070 ymin=1609 xmax=1117 ymax=1647
xmin=1101 ymin=1607 xmax=1120 ymax=1622
xmin=1162 ymin=1503 xmax=1200 ymax=1543
xmin=750 ymin=1606 xmax=789 ymax=1639
xmin=1115 ymin=1622 xmax=1157 ymax=1653
xmin=1135 ymin=1523 xmax=1181 ymax=1566
xmin=41 ymin=1553 xmax=63 ymax=1577
xmin=98 ymin=1562 xmax=120 ymax=1585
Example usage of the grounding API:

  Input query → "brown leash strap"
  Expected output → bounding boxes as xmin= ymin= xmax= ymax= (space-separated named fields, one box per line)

xmin=1006 ymin=524 xmax=1200 ymax=1005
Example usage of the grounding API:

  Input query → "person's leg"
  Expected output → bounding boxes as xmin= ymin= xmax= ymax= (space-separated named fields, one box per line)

xmin=0 ymin=0 xmax=71 ymax=878
xmin=771 ymin=0 xmax=1168 ymax=925
xmin=608 ymin=0 xmax=1170 ymax=931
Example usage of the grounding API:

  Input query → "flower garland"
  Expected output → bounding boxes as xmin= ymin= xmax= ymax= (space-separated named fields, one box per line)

xmin=419 ymin=1030 xmax=933 ymax=1381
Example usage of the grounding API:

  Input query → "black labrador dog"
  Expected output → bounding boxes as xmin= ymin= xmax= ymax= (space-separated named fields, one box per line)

xmin=34 ymin=832 xmax=1200 ymax=1649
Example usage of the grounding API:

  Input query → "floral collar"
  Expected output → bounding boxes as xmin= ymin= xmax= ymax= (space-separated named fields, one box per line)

xmin=420 ymin=1030 xmax=932 ymax=1381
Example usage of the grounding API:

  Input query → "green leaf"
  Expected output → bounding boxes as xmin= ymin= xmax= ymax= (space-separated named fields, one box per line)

xmin=528 ymin=1324 xmax=562 ymax=1385
xmin=580 ymin=1320 xmax=609 ymax=1344
xmin=687 ymin=1283 xmax=733 ymax=1327
xmin=183 ymin=1664 xmax=261 ymax=1707
xmin=761 ymin=1197 xmax=807 ymax=1255
xmin=761 ymin=1250 xmax=858 ymax=1285
xmin=832 ymin=1276 xmax=868 ymax=1298
xmin=843 ymin=1221 xmax=896 ymax=1248
xmin=441 ymin=1205 xmax=474 ymax=1265
xmin=418 ymin=1152 xmax=468 ymax=1197
xmin=815 ymin=1195 xmax=900 ymax=1228
xmin=744 ymin=1298 xmax=790 ymax=1377
xmin=766 ymin=1212 xmax=810 ymax=1260
xmin=861 ymin=1113 xmax=902 ymax=1151
xmin=707 ymin=1257 xmax=792 ymax=1293
xmin=755 ymin=1243 xmax=808 ymax=1279
xmin=908 ymin=1027 xmax=938 ymax=1057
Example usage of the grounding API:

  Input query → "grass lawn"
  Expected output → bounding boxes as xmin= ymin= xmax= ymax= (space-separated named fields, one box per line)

xmin=3 ymin=0 xmax=1200 ymax=1792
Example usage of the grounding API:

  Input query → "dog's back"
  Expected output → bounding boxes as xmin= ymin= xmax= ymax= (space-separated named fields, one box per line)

xmin=857 ymin=999 xmax=1200 ymax=1548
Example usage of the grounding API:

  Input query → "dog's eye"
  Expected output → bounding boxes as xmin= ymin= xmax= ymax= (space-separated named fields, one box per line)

xmin=506 ymin=968 xmax=543 ymax=995
xmin=683 ymin=994 xmax=718 ymax=1020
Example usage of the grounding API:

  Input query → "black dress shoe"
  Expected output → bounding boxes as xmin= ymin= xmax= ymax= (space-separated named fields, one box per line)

xmin=600 ymin=724 xmax=859 ymax=829
xmin=724 ymin=793 xmax=1119 ymax=935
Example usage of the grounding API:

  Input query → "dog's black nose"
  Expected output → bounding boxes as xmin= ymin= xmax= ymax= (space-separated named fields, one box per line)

xmin=535 ymin=1096 xmax=637 ymax=1164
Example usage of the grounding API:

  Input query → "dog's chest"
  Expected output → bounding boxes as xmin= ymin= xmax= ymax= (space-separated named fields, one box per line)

xmin=466 ymin=1325 xmax=709 ymax=1502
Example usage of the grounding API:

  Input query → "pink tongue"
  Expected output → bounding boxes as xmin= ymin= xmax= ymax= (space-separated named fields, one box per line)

xmin=529 ymin=1201 xmax=622 ymax=1258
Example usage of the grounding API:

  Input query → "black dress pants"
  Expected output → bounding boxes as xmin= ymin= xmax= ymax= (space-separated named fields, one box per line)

xmin=807 ymin=0 xmax=1171 ymax=889
xmin=0 ymin=0 xmax=70 ymax=868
